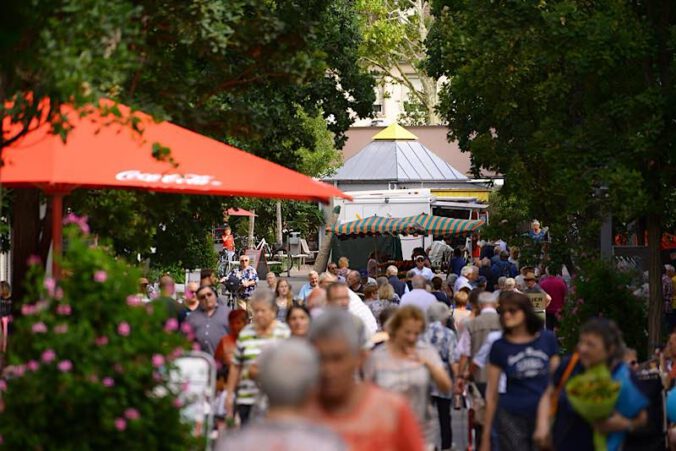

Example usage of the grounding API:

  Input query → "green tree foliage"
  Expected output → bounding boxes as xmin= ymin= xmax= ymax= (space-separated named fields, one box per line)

xmin=558 ymin=261 xmax=647 ymax=360
xmin=427 ymin=0 xmax=676 ymax=347
xmin=2 ymin=0 xmax=374 ymax=298
xmin=357 ymin=0 xmax=440 ymax=124
xmin=0 ymin=223 xmax=196 ymax=449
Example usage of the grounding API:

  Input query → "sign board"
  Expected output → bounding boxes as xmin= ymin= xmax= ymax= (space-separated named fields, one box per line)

xmin=526 ymin=291 xmax=547 ymax=327
xmin=244 ymin=248 xmax=269 ymax=275
xmin=526 ymin=292 xmax=548 ymax=311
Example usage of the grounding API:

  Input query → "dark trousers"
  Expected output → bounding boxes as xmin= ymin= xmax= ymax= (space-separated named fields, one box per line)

xmin=546 ymin=312 xmax=559 ymax=331
xmin=433 ymin=396 xmax=453 ymax=449
xmin=237 ymin=404 xmax=252 ymax=425
xmin=473 ymin=383 xmax=486 ymax=449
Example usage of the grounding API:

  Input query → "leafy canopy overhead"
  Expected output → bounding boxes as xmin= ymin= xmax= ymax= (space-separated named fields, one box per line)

xmin=427 ymin=0 xmax=675 ymax=231
xmin=2 ymin=0 xmax=374 ymax=282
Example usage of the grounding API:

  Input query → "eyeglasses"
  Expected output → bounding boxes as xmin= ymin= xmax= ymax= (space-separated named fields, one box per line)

xmin=239 ymin=259 xmax=249 ymax=263
xmin=197 ymin=292 xmax=215 ymax=301
xmin=501 ymin=307 xmax=520 ymax=316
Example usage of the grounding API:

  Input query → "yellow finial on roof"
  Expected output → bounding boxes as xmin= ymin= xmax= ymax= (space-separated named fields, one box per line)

xmin=372 ymin=123 xmax=418 ymax=141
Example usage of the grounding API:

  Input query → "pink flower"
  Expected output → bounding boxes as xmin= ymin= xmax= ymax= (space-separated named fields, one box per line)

xmin=41 ymin=349 xmax=56 ymax=363
xmin=571 ymin=307 xmax=578 ymax=315
xmin=171 ymin=347 xmax=184 ymax=359
xmin=117 ymin=322 xmax=131 ymax=336
xmin=63 ymin=213 xmax=90 ymax=234
xmin=54 ymin=287 xmax=64 ymax=300
xmin=192 ymin=343 xmax=201 ymax=351
xmin=57 ymin=360 xmax=73 ymax=372
xmin=164 ymin=318 xmax=178 ymax=332
xmin=95 ymin=336 xmax=109 ymax=346
xmin=56 ymin=304 xmax=72 ymax=315
xmin=35 ymin=300 xmax=49 ymax=312
xmin=26 ymin=255 xmax=42 ymax=266
xmin=21 ymin=304 xmax=36 ymax=316
xmin=126 ymin=295 xmax=141 ymax=307
xmin=44 ymin=277 xmax=56 ymax=296
xmin=124 ymin=408 xmax=140 ymax=421
xmin=26 ymin=360 xmax=40 ymax=372
xmin=0 ymin=380 xmax=7 ymax=391
xmin=151 ymin=354 xmax=165 ymax=368
xmin=54 ymin=323 xmax=68 ymax=334
xmin=88 ymin=374 xmax=99 ymax=384
xmin=180 ymin=322 xmax=192 ymax=335
xmin=180 ymin=382 xmax=190 ymax=392
xmin=32 ymin=322 xmax=47 ymax=334
xmin=93 ymin=271 xmax=107 ymax=283
xmin=172 ymin=398 xmax=183 ymax=408
xmin=102 ymin=377 xmax=115 ymax=387
xmin=114 ymin=417 xmax=127 ymax=431
xmin=7 ymin=365 xmax=25 ymax=377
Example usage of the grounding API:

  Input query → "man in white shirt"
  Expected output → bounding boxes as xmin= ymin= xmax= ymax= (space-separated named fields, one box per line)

xmin=410 ymin=255 xmax=434 ymax=281
xmin=298 ymin=271 xmax=320 ymax=302
xmin=400 ymin=275 xmax=437 ymax=313
xmin=453 ymin=265 xmax=475 ymax=293
xmin=325 ymin=282 xmax=376 ymax=345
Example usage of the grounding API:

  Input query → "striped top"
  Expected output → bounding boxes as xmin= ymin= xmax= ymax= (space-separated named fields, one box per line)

xmin=233 ymin=321 xmax=290 ymax=406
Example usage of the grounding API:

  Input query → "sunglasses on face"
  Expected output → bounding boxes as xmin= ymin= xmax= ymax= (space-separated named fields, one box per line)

xmin=197 ymin=292 xmax=215 ymax=301
xmin=501 ymin=307 xmax=521 ymax=316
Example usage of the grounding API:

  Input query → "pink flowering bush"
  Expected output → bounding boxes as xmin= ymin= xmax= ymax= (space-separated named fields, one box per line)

xmin=0 ymin=223 xmax=198 ymax=449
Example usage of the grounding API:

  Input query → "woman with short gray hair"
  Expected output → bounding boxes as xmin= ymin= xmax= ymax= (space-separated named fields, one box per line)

xmin=226 ymin=289 xmax=290 ymax=425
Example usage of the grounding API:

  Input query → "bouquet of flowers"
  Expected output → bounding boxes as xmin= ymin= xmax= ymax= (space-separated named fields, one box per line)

xmin=566 ymin=364 xmax=620 ymax=451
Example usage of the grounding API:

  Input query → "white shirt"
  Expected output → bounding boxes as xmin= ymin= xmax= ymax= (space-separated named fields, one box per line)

xmin=473 ymin=331 xmax=506 ymax=393
xmin=411 ymin=266 xmax=435 ymax=281
xmin=455 ymin=307 xmax=498 ymax=360
xmin=454 ymin=275 xmax=472 ymax=293
xmin=348 ymin=289 xmax=377 ymax=340
xmin=400 ymin=289 xmax=437 ymax=313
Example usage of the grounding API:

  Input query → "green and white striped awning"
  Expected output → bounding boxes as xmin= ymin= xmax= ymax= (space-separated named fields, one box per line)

xmin=404 ymin=213 xmax=484 ymax=237
xmin=331 ymin=216 xmax=423 ymax=237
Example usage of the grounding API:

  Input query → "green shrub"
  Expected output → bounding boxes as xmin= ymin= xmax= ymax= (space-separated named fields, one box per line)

xmin=0 ymin=219 xmax=200 ymax=450
xmin=558 ymin=260 xmax=647 ymax=359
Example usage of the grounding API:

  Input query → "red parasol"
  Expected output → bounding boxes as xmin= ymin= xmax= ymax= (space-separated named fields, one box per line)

xmin=226 ymin=208 xmax=256 ymax=217
xmin=1 ymin=99 xmax=350 ymax=275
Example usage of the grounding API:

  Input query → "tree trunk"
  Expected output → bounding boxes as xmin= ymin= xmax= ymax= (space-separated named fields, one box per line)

xmin=10 ymin=189 xmax=44 ymax=304
xmin=314 ymin=206 xmax=340 ymax=273
xmin=275 ymin=201 xmax=283 ymax=246
xmin=247 ymin=209 xmax=255 ymax=249
xmin=646 ymin=212 xmax=662 ymax=353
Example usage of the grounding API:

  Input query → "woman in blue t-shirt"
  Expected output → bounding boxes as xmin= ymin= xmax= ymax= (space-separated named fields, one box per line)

xmin=534 ymin=318 xmax=648 ymax=451
xmin=481 ymin=291 xmax=559 ymax=451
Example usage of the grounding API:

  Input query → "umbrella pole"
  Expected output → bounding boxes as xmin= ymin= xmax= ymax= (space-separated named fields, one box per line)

xmin=51 ymin=193 xmax=64 ymax=279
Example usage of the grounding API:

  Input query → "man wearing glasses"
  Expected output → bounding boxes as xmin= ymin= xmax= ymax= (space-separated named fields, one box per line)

xmin=187 ymin=286 xmax=231 ymax=354
xmin=226 ymin=255 xmax=259 ymax=310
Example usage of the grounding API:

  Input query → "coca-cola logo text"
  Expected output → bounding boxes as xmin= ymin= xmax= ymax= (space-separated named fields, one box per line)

xmin=115 ymin=170 xmax=222 ymax=187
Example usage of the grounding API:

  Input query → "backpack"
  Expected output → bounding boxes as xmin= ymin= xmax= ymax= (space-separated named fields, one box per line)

xmin=225 ymin=272 xmax=241 ymax=293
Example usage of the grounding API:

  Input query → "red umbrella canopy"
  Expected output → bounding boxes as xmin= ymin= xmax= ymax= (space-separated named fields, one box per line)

xmin=226 ymin=208 xmax=256 ymax=217
xmin=0 ymin=99 xmax=350 ymax=203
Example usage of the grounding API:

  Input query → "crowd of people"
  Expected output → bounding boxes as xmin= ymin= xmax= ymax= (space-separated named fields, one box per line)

xmin=119 ymin=234 xmax=676 ymax=451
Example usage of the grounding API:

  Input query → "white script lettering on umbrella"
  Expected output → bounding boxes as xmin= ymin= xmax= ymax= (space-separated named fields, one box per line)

xmin=116 ymin=170 xmax=222 ymax=186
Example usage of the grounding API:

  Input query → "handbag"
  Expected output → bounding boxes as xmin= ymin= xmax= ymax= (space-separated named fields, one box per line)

xmin=550 ymin=352 xmax=579 ymax=419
